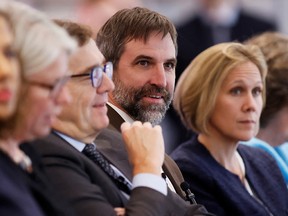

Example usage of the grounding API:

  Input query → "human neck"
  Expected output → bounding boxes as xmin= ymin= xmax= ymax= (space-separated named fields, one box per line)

xmin=0 ymin=137 xmax=25 ymax=163
xmin=52 ymin=120 xmax=98 ymax=144
xmin=199 ymin=133 xmax=245 ymax=181
xmin=199 ymin=133 xmax=238 ymax=165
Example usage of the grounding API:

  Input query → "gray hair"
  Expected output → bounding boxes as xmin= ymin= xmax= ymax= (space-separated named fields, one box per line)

xmin=0 ymin=1 xmax=77 ymax=77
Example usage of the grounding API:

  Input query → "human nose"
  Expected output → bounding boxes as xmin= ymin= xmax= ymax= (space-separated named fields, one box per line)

xmin=242 ymin=93 xmax=259 ymax=112
xmin=54 ymin=86 xmax=72 ymax=105
xmin=150 ymin=65 xmax=166 ymax=87
xmin=97 ymin=73 xmax=115 ymax=93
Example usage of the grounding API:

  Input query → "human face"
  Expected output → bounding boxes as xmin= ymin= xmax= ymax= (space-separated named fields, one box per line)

xmin=111 ymin=32 xmax=176 ymax=125
xmin=19 ymin=51 xmax=71 ymax=140
xmin=55 ymin=39 xmax=114 ymax=140
xmin=209 ymin=62 xmax=263 ymax=143
xmin=0 ymin=16 xmax=20 ymax=120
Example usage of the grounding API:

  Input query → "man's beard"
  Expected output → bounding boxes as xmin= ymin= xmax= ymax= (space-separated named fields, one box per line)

xmin=112 ymin=75 xmax=173 ymax=125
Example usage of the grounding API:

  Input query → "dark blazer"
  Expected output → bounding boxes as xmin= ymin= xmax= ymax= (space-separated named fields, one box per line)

xmin=0 ymin=145 xmax=74 ymax=216
xmin=176 ymin=10 xmax=277 ymax=81
xmin=171 ymin=136 xmax=288 ymax=216
xmin=30 ymin=132 xmax=212 ymax=216
xmin=102 ymin=104 xmax=186 ymax=198
xmin=0 ymin=150 xmax=44 ymax=216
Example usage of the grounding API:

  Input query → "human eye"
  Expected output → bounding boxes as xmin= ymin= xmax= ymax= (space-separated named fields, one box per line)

xmin=137 ymin=60 xmax=150 ymax=67
xmin=252 ymin=86 xmax=263 ymax=97
xmin=164 ymin=62 xmax=175 ymax=71
xmin=230 ymin=87 xmax=243 ymax=96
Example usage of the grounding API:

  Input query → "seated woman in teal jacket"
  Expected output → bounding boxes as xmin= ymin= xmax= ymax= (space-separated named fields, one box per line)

xmin=242 ymin=32 xmax=288 ymax=185
xmin=171 ymin=42 xmax=288 ymax=216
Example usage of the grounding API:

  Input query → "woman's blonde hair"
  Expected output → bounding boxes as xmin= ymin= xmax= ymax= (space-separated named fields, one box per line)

xmin=173 ymin=42 xmax=267 ymax=134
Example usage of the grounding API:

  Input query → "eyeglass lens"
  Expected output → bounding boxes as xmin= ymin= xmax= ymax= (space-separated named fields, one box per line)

xmin=91 ymin=62 xmax=113 ymax=88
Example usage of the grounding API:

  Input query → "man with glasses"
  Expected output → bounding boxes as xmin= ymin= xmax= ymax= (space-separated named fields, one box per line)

xmin=29 ymin=20 xmax=209 ymax=216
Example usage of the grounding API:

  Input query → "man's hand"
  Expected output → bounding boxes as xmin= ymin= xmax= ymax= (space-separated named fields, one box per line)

xmin=114 ymin=207 xmax=125 ymax=216
xmin=121 ymin=121 xmax=164 ymax=176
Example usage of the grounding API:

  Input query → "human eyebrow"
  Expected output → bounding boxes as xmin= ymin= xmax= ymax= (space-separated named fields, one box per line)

xmin=132 ymin=55 xmax=153 ymax=63
xmin=165 ymin=58 xmax=177 ymax=65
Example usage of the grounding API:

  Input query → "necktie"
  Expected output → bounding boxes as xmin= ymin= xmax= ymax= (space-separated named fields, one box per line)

xmin=82 ymin=144 xmax=132 ymax=195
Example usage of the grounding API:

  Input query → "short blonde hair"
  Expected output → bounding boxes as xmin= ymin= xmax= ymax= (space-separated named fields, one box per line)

xmin=0 ymin=1 xmax=77 ymax=78
xmin=173 ymin=42 xmax=267 ymax=134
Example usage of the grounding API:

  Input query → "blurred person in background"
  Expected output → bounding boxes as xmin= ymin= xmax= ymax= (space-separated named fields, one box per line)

xmin=242 ymin=31 xmax=288 ymax=185
xmin=0 ymin=10 xmax=19 ymax=122
xmin=0 ymin=1 xmax=77 ymax=215
xmin=171 ymin=42 xmax=288 ymax=215
xmin=176 ymin=0 xmax=276 ymax=79
xmin=76 ymin=0 xmax=142 ymax=38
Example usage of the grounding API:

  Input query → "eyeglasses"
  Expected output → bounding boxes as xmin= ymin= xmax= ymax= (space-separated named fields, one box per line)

xmin=70 ymin=62 xmax=113 ymax=88
xmin=27 ymin=76 xmax=70 ymax=99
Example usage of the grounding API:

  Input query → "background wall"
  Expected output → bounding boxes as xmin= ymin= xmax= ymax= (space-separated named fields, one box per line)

xmin=15 ymin=0 xmax=286 ymax=33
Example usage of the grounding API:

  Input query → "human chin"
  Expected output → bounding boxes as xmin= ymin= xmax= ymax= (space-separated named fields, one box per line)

xmin=0 ymin=104 xmax=15 ymax=120
xmin=27 ymin=122 xmax=51 ymax=140
xmin=131 ymin=102 xmax=166 ymax=125
xmin=92 ymin=115 xmax=109 ymax=131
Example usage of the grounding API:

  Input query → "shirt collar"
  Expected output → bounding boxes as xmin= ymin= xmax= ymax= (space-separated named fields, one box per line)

xmin=55 ymin=131 xmax=95 ymax=152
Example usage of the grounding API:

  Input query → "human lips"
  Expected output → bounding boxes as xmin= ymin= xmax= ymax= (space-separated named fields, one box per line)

xmin=93 ymin=101 xmax=107 ymax=108
xmin=238 ymin=120 xmax=256 ymax=124
xmin=238 ymin=119 xmax=256 ymax=127
xmin=0 ymin=89 xmax=12 ymax=102
xmin=142 ymin=93 xmax=164 ymax=103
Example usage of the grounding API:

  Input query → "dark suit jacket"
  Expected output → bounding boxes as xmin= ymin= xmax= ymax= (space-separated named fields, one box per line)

xmin=102 ymin=104 xmax=186 ymax=198
xmin=0 ymin=150 xmax=44 ymax=216
xmin=171 ymin=136 xmax=288 ymax=216
xmin=30 ymin=132 xmax=212 ymax=216
xmin=176 ymin=10 xmax=277 ymax=81
xmin=0 ymin=145 xmax=74 ymax=216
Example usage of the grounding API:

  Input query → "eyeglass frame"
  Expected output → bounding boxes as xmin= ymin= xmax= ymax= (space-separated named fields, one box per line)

xmin=70 ymin=62 xmax=113 ymax=88
xmin=26 ymin=76 xmax=70 ymax=99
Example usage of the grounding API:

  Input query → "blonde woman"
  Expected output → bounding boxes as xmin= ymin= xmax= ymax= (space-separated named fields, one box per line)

xmin=171 ymin=42 xmax=288 ymax=215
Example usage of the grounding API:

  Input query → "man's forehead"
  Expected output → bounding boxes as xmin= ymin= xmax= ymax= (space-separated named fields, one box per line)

xmin=69 ymin=39 xmax=105 ymax=75
xmin=123 ymin=42 xmax=176 ymax=62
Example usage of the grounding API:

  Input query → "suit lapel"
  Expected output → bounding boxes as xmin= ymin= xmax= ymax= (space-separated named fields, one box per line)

xmin=96 ymin=129 xmax=133 ymax=181
xmin=48 ymin=132 xmax=129 ymax=205
xmin=163 ymin=154 xmax=186 ymax=199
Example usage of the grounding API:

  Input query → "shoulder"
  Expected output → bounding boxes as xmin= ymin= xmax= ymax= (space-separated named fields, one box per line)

xmin=238 ymin=144 xmax=275 ymax=162
xmin=238 ymin=144 xmax=283 ymax=178
xmin=170 ymin=136 xmax=215 ymax=179
xmin=171 ymin=135 xmax=207 ymax=165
